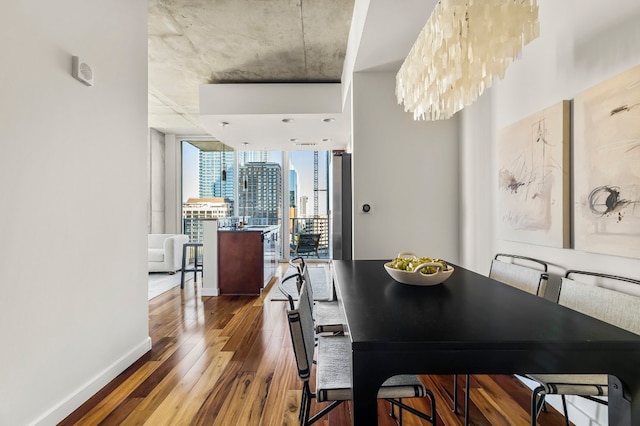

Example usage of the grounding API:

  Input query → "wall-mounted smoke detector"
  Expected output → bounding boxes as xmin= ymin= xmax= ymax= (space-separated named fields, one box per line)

xmin=72 ymin=56 xmax=94 ymax=86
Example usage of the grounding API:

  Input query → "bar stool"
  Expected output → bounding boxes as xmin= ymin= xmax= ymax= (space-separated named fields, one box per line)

xmin=180 ymin=242 xmax=203 ymax=289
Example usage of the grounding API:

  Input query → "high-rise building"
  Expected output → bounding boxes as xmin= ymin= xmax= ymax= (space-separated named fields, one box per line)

xmin=198 ymin=151 xmax=235 ymax=204
xmin=300 ymin=195 xmax=309 ymax=217
xmin=182 ymin=197 xmax=231 ymax=241
xmin=289 ymin=168 xmax=298 ymax=208
xmin=238 ymin=162 xmax=282 ymax=225
xmin=239 ymin=150 xmax=270 ymax=164
xmin=289 ymin=168 xmax=298 ymax=230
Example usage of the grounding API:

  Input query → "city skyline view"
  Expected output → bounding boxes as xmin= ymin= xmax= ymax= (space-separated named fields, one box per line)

xmin=182 ymin=142 xmax=329 ymax=216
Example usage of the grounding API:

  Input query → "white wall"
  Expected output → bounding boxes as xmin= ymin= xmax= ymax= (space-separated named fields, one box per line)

xmin=149 ymin=128 xmax=166 ymax=233
xmin=351 ymin=72 xmax=460 ymax=261
xmin=460 ymin=1 xmax=640 ymax=424
xmin=0 ymin=2 xmax=150 ymax=425
xmin=148 ymin=131 xmax=181 ymax=234
xmin=460 ymin=88 xmax=497 ymax=275
xmin=164 ymin=134 xmax=181 ymax=234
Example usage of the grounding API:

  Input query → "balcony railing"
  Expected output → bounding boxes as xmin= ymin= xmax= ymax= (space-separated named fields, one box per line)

xmin=183 ymin=216 xmax=330 ymax=260
xmin=290 ymin=217 xmax=329 ymax=260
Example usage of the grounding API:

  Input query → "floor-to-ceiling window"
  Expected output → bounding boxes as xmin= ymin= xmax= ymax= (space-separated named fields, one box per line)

xmin=237 ymin=150 xmax=283 ymax=228
xmin=181 ymin=141 xmax=330 ymax=261
xmin=181 ymin=140 xmax=235 ymax=242
xmin=289 ymin=151 xmax=330 ymax=260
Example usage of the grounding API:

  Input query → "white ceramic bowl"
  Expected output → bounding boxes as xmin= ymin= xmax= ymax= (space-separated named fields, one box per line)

xmin=384 ymin=253 xmax=454 ymax=286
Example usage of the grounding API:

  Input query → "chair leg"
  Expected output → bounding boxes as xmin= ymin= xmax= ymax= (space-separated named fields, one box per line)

xmin=387 ymin=395 xmax=436 ymax=425
xmin=307 ymin=401 xmax=344 ymax=425
xmin=531 ymin=386 xmax=545 ymax=426
xmin=299 ymin=386 xmax=307 ymax=421
xmin=464 ymin=374 xmax=470 ymax=426
xmin=453 ymin=374 xmax=459 ymax=414
xmin=180 ymin=244 xmax=187 ymax=289
xmin=193 ymin=246 xmax=199 ymax=283
xmin=300 ymin=382 xmax=312 ymax=426
xmin=561 ymin=395 xmax=570 ymax=426
xmin=308 ymin=385 xmax=315 ymax=425
xmin=388 ymin=399 xmax=404 ymax=426
xmin=430 ymin=389 xmax=436 ymax=425
xmin=304 ymin=391 xmax=312 ymax=426
xmin=453 ymin=374 xmax=470 ymax=425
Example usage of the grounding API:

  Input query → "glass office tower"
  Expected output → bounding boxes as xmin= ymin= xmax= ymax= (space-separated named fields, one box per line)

xmin=238 ymin=162 xmax=283 ymax=225
xmin=198 ymin=150 xmax=235 ymax=201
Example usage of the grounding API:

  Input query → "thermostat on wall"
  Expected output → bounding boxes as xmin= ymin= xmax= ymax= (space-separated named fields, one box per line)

xmin=72 ymin=56 xmax=94 ymax=86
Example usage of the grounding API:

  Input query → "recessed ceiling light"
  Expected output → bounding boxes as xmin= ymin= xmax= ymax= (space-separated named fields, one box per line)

xmin=242 ymin=142 xmax=249 ymax=146
xmin=322 ymin=138 xmax=331 ymax=142
xmin=220 ymin=121 xmax=229 ymax=127
xmin=282 ymin=118 xmax=294 ymax=123
xmin=289 ymin=138 xmax=298 ymax=142
xmin=322 ymin=117 xmax=335 ymax=123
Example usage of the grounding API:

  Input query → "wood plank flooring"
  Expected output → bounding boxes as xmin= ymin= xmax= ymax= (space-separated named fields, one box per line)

xmin=60 ymin=265 xmax=570 ymax=425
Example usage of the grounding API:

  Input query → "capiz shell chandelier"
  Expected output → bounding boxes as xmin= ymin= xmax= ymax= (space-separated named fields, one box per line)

xmin=396 ymin=0 xmax=540 ymax=121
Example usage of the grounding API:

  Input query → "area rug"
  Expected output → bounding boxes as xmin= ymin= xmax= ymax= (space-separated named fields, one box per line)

xmin=270 ymin=264 xmax=330 ymax=301
xmin=148 ymin=272 xmax=183 ymax=300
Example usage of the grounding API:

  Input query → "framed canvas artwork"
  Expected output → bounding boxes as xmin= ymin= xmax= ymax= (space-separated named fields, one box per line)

xmin=574 ymin=65 xmax=640 ymax=259
xmin=497 ymin=100 xmax=570 ymax=247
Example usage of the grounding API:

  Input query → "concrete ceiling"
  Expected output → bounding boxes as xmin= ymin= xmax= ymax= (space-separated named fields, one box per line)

xmin=148 ymin=0 xmax=438 ymax=150
xmin=148 ymin=0 xmax=355 ymax=146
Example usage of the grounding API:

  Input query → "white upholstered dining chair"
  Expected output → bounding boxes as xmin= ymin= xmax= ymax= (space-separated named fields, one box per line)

xmin=284 ymin=275 xmax=437 ymax=425
xmin=289 ymin=256 xmax=346 ymax=335
xmin=526 ymin=270 xmax=640 ymax=426
xmin=453 ymin=253 xmax=549 ymax=425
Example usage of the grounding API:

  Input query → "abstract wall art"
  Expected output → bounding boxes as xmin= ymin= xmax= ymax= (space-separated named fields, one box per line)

xmin=497 ymin=100 xmax=570 ymax=247
xmin=574 ymin=65 xmax=640 ymax=259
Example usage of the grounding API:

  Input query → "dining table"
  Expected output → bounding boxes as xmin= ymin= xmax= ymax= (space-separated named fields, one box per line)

xmin=332 ymin=260 xmax=640 ymax=425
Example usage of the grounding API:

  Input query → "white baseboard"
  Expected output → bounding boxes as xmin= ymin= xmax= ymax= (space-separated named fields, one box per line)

xmin=201 ymin=286 xmax=219 ymax=296
xmin=32 ymin=337 xmax=152 ymax=426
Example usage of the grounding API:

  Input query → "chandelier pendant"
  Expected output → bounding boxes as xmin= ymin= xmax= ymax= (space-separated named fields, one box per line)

xmin=396 ymin=0 xmax=540 ymax=120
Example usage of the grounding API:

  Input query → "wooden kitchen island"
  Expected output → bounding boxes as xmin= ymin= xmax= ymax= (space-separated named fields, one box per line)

xmin=217 ymin=225 xmax=279 ymax=295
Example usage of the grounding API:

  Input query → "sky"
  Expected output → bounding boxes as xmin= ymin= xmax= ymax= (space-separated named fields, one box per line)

xmin=290 ymin=150 xmax=329 ymax=214
xmin=181 ymin=142 xmax=329 ymax=214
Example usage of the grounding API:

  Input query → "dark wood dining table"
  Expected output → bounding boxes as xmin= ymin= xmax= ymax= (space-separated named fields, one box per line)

xmin=332 ymin=260 xmax=640 ymax=425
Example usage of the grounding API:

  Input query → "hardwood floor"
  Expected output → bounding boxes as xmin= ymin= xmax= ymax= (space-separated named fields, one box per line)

xmin=60 ymin=265 xmax=570 ymax=425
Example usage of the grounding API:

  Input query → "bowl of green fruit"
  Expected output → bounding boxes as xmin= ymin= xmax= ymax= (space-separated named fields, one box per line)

xmin=384 ymin=252 xmax=454 ymax=286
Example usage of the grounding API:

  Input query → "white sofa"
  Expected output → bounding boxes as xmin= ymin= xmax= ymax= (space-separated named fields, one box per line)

xmin=148 ymin=234 xmax=189 ymax=273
